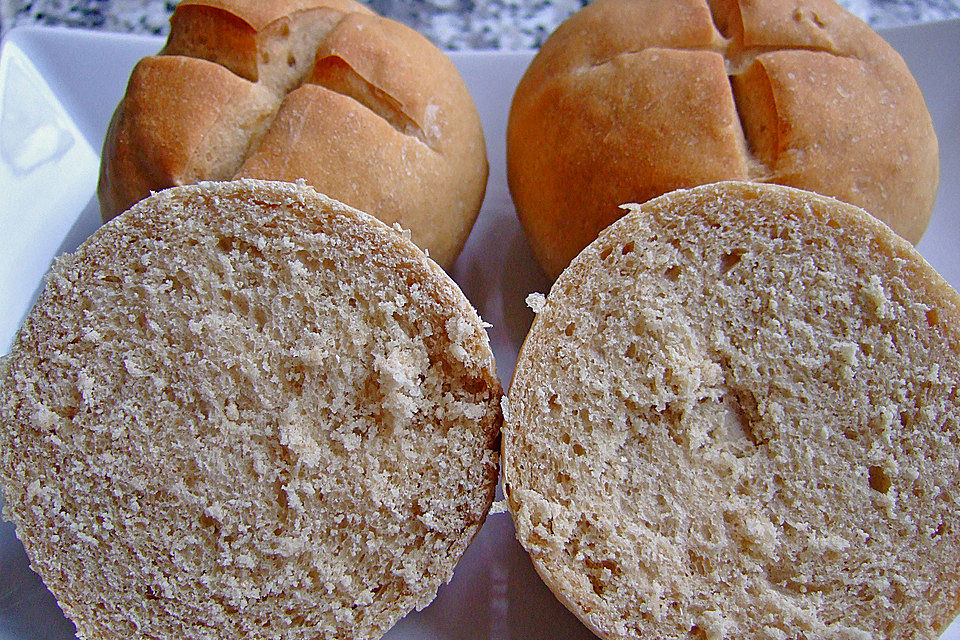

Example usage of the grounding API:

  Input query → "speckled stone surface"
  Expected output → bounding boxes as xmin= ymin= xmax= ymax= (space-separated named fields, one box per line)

xmin=2 ymin=0 xmax=960 ymax=47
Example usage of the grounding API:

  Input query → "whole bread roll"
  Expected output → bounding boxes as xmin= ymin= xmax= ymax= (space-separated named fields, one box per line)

xmin=98 ymin=0 xmax=488 ymax=270
xmin=507 ymin=0 xmax=939 ymax=280
xmin=504 ymin=182 xmax=960 ymax=640
xmin=0 ymin=180 xmax=502 ymax=640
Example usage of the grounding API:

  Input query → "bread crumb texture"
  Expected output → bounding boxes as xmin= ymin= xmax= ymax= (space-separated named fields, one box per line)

xmin=504 ymin=182 xmax=960 ymax=640
xmin=0 ymin=179 xmax=502 ymax=640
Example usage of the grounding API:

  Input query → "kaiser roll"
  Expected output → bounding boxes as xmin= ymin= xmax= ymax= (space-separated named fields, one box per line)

xmin=1 ymin=179 xmax=502 ymax=640
xmin=507 ymin=0 xmax=940 ymax=280
xmin=97 ymin=0 xmax=488 ymax=270
xmin=504 ymin=182 xmax=960 ymax=639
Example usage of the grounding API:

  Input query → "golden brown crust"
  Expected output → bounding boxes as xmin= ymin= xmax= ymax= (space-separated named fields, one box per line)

xmin=98 ymin=0 xmax=487 ymax=270
xmin=507 ymin=0 xmax=939 ymax=280
xmin=97 ymin=56 xmax=278 ymax=217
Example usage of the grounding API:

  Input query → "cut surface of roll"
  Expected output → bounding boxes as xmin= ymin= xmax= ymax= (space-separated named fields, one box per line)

xmin=504 ymin=182 xmax=960 ymax=640
xmin=0 ymin=179 xmax=502 ymax=640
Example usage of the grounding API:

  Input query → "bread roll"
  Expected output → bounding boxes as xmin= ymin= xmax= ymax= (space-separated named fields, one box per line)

xmin=504 ymin=182 xmax=960 ymax=639
xmin=98 ymin=0 xmax=488 ymax=270
xmin=507 ymin=0 xmax=939 ymax=280
xmin=0 ymin=179 xmax=502 ymax=640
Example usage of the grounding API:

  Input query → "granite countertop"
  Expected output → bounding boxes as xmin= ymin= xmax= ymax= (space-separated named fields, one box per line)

xmin=2 ymin=0 xmax=960 ymax=48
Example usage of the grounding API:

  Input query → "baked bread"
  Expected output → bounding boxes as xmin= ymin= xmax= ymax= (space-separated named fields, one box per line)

xmin=507 ymin=0 xmax=940 ymax=280
xmin=97 ymin=0 xmax=488 ymax=270
xmin=503 ymin=182 xmax=960 ymax=639
xmin=0 ymin=179 xmax=502 ymax=640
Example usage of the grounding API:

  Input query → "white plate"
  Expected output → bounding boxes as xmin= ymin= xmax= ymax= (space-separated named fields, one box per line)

xmin=0 ymin=21 xmax=958 ymax=640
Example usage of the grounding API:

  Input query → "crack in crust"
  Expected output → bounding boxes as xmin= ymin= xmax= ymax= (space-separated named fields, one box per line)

xmin=309 ymin=54 xmax=431 ymax=149
xmin=159 ymin=2 xmax=428 ymax=176
xmin=575 ymin=2 xmax=866 ymax=188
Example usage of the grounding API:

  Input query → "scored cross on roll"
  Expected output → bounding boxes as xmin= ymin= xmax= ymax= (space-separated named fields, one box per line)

xmin=98 ymin=0 xmax=488 ymax=270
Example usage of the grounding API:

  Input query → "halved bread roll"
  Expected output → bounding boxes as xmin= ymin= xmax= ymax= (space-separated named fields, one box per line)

xmin=504 ymin=182 xmax=960 ymax=640
xmin=0 ymin=180 xmax=502 ymax=640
